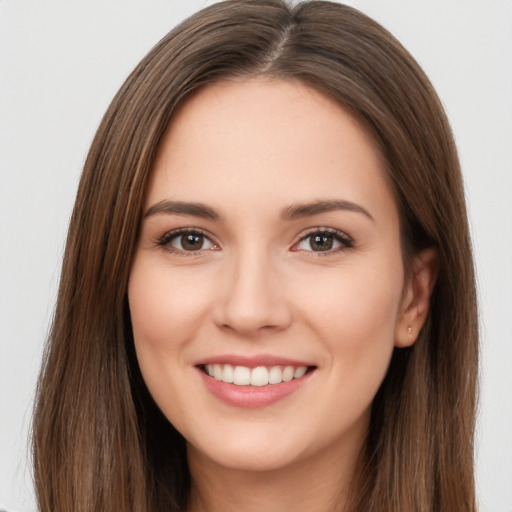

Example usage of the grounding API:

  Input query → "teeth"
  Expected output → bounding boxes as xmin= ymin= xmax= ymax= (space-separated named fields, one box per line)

xmin=268 ymin=366 xmax=283 ymax=384
xmin=282 ymin=366 xmax=294 ymax=382
xmin=204 ymin=364 xmax=309 ymax=386
xmin=294 ymin=366 xmax=307 ymax=378
xmin=250 ymin=366 xmax=269 ymax=386
xmin=233 ymin=366 xmax=251 ymax=385
xmin=222 ymin=364 xmax=234 ymax=383
xmin=213 ymin=364 xmax=222 ymax=380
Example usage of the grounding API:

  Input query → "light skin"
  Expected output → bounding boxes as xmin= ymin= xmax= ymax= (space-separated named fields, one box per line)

xmin=128 ymin=79 xmax=437 ymax=512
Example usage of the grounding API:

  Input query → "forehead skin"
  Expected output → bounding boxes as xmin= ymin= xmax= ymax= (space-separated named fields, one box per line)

xmin=146 ymin=78 xmax=397 ymax=230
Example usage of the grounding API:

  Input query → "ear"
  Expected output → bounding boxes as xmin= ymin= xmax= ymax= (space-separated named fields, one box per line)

xmin=395 ymin=248 xmax=439 ymax=348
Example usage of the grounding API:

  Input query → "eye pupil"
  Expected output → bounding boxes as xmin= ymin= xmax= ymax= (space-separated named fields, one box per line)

xmin=181 ymin=234 xmax=203 ymax=251
xmin=311 ymin=235 xmax=333 ymax=251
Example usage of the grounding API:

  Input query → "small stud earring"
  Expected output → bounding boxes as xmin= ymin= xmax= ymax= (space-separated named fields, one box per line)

xmin=407 ymin=326 xmax=413 ymax=337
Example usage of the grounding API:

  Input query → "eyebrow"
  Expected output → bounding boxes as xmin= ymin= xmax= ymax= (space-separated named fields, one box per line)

xmin=280 ymin=199 xmax=374 ymax=221
xmin=143 ymin=198 xmax=373 ymax=222
xmin=144 ymin=200 xmax=219 ymax=220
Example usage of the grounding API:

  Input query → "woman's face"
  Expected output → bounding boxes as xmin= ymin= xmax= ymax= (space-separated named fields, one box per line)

xmin=129 ymin=79 xmax=413 ymax=473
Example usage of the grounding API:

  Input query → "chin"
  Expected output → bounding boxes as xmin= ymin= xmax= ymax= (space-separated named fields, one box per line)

xmin=187 ymin=435 xmax=307 ymax=473
xmin=183 ymin=406 xmax=370 ymax=476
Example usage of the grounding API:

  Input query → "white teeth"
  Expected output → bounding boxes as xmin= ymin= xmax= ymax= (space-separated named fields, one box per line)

xmin=233 ymin=366 xmax=251 ymax=385
xmin=282 ymin=366 xmax=294 ymax=382
xmin=268 ymin=366 xmax=283 ymax=384
xmin=222 ymin=364 xmax=234 ymax=383
xmin=213 ymin=364 xmax=223 ymax=380
xmin=204 ymin=364 xmax=309 ymax=386
xmin=250 ymin=366 xmax=269 ymax=386
xmin=294 ymin=366 xmax=307 ymax=378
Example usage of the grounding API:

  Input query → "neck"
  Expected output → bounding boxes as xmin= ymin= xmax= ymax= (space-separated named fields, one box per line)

xmin=186 ymin=433 xmax=366 ymax=512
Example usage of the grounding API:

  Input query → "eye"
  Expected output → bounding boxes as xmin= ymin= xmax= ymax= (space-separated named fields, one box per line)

xmin=157 ymin=229 xmax=218 ymax=253
xmin=294 ymin=229 xmax=352 ymax=253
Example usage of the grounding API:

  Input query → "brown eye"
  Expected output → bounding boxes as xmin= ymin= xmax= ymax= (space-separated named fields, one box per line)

xmin=159 ymin=229 xmax=216 ymax=253
xmin=296 ymin=229 xmax=352 ymax=253
xmin=177 ymin=233 xmax=206 ymax=251
xmin=309 ymin=234 xmax=334 ymax=251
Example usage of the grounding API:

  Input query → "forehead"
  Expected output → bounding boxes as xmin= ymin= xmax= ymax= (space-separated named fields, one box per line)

xmin=146 ymin=78 xmax=397 ymax=225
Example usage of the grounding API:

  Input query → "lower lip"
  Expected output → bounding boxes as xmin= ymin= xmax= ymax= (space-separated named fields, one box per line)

xmin=197 ymin=368 xmax=314 ymax=408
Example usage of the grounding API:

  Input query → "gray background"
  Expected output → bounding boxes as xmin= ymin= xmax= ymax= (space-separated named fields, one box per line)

xmin=1 ymin=1 xmax=511 ymax=511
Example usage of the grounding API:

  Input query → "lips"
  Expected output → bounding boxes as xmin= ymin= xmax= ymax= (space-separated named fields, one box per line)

xmin=194 ymin=355 xmax=316 ymax=408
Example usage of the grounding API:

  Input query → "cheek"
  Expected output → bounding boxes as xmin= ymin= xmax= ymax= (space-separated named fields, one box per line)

xmin=129 ymin=262 xmax=209 ymax=346
xmin=297 ymin=267 xmax=402 ymax=444
xmin=295 ymin=257 xmax=403 ymax=386
xmin=301 ymin=254 xmax=402 ymax=326
xmin=127 ymin=260 xmax=218 ymax=435
xmin=127 ymin=261 xmax=211 ymax=400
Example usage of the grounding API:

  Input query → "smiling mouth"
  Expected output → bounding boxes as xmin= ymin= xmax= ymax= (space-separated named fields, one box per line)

xmin=200 ymin=364 xmax=316 ymax=387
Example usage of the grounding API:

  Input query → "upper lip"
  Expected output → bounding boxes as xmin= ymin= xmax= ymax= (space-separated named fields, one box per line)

xmin=193 ymin=354 xmax=316 ymax=368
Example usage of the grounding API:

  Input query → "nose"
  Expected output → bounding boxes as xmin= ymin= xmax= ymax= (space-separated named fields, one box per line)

xmin=212 ymin=248 xmax=292 ymax=336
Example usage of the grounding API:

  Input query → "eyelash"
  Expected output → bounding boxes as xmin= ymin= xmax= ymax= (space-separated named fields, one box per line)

xmin=293 ymin=228 xmax=353 ymax=255
xmin=156 ymin=227 xmax=353 ymax=256
xmin=156 ymin=228 xmax=219 ymax=256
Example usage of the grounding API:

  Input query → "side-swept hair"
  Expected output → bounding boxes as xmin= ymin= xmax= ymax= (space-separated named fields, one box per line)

xmin=32 ymin=1 xmax=478 ymax=510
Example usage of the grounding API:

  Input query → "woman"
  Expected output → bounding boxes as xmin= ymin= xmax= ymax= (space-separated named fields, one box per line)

xmin=32 ymin=1 xmax=478 ymax=511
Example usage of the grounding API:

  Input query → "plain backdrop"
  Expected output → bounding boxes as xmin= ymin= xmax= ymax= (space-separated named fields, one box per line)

xmin=1 ymin=1 xmax=511 ymax=511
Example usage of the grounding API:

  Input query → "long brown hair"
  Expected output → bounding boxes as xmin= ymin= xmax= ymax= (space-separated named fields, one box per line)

xmin=32 ymin=1 xmax=478 ymax=510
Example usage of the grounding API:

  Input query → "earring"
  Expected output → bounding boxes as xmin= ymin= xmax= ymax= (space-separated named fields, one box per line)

xmin=407 ymin=326 xmax=413 ymax=337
